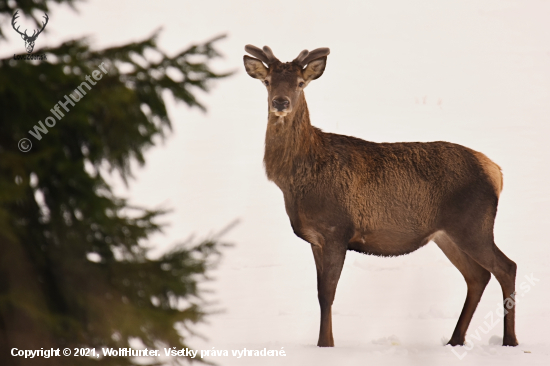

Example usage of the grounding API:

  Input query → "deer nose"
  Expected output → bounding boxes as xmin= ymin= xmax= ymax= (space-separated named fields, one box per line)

xmin=272 ymin=97 xmax=290 ymax=111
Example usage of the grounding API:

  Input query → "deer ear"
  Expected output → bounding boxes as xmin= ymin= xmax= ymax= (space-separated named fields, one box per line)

xmin=303 ymin=57 xmax=327 ymax=82
xmin=244 ymin=55 xmax=268 ymax=79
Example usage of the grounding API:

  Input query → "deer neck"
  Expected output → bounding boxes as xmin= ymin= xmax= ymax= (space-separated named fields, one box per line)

xmin=264 ymin=93 xmax=322 ymax=188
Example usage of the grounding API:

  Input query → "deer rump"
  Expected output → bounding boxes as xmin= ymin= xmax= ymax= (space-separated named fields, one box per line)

xmin=244 ymin=44 xmax=517 ymax=349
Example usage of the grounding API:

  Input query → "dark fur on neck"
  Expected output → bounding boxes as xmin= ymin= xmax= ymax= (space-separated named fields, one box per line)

xmin=264 ymin=93 xmax=325 ymax=190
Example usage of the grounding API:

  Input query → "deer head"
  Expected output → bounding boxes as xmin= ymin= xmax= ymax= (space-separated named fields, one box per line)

xmin=243 ymin=45 xmax=330 ymax=117
xmin=12 ymin=11 xmax=49 ymax=54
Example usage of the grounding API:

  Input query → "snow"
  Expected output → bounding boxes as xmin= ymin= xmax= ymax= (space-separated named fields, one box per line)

xmin=126 ymin=1 xmax=550 ymax=364
xmin=9 ymin=0 xmax=549 ymax=364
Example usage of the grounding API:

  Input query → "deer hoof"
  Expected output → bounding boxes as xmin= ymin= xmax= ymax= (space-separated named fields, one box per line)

xmin=447 ymin=339 xmax=465 ymax=347
xmin=503 ymin=337 xmax=518 ymax=347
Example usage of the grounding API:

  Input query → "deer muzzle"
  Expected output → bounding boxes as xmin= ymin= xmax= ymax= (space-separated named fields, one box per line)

xmin=271 ymin=97 xmax=290 ymax=116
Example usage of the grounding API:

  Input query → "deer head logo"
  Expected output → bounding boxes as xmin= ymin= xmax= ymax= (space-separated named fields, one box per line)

xmin=12 ymin=11 xmax=48 ymax=54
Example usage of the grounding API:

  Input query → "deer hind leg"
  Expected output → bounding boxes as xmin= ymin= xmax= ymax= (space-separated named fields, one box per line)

xmin=445 ymin=227 xmax=518 ymax=346
xmin=310 ymin=241 xmax=347 ymax=347
xmin=434 ymin=232 xmax=491 ymax=346
xmin=490 ymin=246 xmax=518 ymax=346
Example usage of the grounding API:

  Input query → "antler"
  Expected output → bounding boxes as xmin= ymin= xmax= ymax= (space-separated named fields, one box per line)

xmin=293 ymin=47 xmax=330 ymax=67
xmin=11 ymin=11 xmax=48 ymax=39
xmin=244 ymin=45 xmax=279 ymax=65
xmin=34 ymin=13 xmax=49 ymax=38
xmin=11 ymin=11 xmax=26 ymax=37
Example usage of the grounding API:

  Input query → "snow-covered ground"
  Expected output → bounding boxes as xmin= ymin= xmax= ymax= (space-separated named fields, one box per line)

xmin=8 ymin=0 xmax=549 ymax=364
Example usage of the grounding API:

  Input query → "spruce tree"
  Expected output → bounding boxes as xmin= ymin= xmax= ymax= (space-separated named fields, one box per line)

xmin=0 ymin=1 xmax=231 ymax=364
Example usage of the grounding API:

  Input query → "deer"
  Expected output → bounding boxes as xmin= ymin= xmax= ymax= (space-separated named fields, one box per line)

xmin=12 ymin=11 xmax=49 ymax=54
xmin=243 ymin=45 xmax=518 ymax=349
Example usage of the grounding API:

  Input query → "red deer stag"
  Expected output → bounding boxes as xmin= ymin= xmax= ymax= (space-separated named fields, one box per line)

xmin=243 ymin=45 xmax=518 ymax=348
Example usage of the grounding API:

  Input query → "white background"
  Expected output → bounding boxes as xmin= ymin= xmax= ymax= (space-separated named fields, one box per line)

xmin=3 ymin=1 xmax=549 ymax=364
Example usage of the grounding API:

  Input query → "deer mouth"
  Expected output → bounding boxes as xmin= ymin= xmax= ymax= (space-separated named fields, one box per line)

xmin=271 ymin=105 xmax=291 ymax=117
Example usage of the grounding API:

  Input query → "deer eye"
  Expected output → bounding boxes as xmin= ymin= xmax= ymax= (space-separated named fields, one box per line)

xmin=264 ymin=80 xmax=269 ymax=86
xmin=298 ymin=81 xmax=304 ymax=87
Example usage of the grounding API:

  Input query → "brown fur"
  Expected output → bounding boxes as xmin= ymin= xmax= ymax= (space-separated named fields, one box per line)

xmin=244 ymin=46 xmax=518 ymax=349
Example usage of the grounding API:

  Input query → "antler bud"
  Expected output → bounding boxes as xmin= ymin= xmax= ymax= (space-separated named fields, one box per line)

xmin=245 ymin=44 xmax=279 ymax=65
xmin=293 ymin=48 xmax=330 ymax=67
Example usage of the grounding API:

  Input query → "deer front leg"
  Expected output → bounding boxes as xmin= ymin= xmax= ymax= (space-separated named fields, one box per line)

xmin=311 ymin=243 xmax=346 ymax=347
